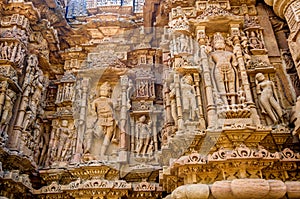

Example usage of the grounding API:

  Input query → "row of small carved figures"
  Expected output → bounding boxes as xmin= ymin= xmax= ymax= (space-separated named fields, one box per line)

xmin=0 ymin=41 xmax=25 ymax=64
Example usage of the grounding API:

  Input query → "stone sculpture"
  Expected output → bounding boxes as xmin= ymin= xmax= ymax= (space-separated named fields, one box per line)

xmin=33 ymin=119 xmax=42 ymax=163
xmin=211 ymin=32 xmax=238 ymax=105
xmin=170 ymin=83 xmax=178 ymax=126
xmin=249 ymin=31 xmax=264 ymax=50
xmin=0 ymin=89 xmax=16 ymax=132
xmin=23 ymin=69 xmax=44 ymax=131
xmin=91 ymin=82 xmax=117 ymax=156
xmin=1 ymin=1 xmax=300 ymax=198
xmin=38 ymin=124 xmax=50 ymax=166
xmin=256 ymin=73 xmax=284 ymax=125
xmin=56 ymin=120 xmax=73 ymax=161
xmin=135 ymin=115 xmax=152 ymax=156
xmin=180 ymin=75 xmax=198 ymax=121
xmin=46 ymin=121 xmax=60 ymax=166
xmin=83 ymin=119 xmax=95 ymax=154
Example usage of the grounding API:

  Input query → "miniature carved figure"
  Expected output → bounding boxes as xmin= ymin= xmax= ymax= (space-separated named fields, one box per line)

xmin=39 ymin=124 xmax=50 ymax=166
xmin=8 ymin=43 xmax=13 ymax=59
xmin=14 ymin=55 xmax=39 ymax=133
xmin=237 ymin=87 xmax=246 ymax=104
xmin=178 ymin=34 xmax=189 ymax=52
xmin=181 ymin=75 xmax=198 ymax=121
xmin=197 ymin=31 xmax=207 ymax=45
xmin=27 ymin=54 xmax=38 ymax=67
xmin=23 ymin=69 xmax=44 ymax=131
xmin=56 ymin=120 xmax=73 ymax=161
xmin=46 ymin=122 xmax=60 ymax=166
xmin=0 ymin=43 xmax=3 ymax=59
xmin=33 ymin=120 xmax=42 ymax=163
xmin=169 ymin=40 xmax=175 ymax=57
xmin=249 ymin=31 xmax=264 ymax=49
xmin=56 ymin=85 xmax=63 ymax=103
xmin=83 ymin=119 xmax=95 ymax=154
xmin=170 ymin=83 xmax=178 ymax=126
xmin=0 ymin=89 xmax=16 ymax=132
xmin=91 ymin=82 xmax=116 ymax=156
xmin=1 ymin=42 xmax=9 ymax=60
xmin=10 ymin=42 xmax=18 ymax=62
xmin=256 ymin=73 xmax=284 ymax=125
xmin=138 ymin=81 xmax=147 ymax=97
xmin=135 ymin=115 xmax=152 ymax=156
xmin=127 ymin=79 xmax=134 ymax=107
xmin=15 ymin=45 xmax=26 ymax=65
xmin=0 ymin=82 xmax=7 ymax=116
xmin=67 ymin=83 xmax=74 ymax=100
xmin=211 ymin=32 xmax=238 ymax=104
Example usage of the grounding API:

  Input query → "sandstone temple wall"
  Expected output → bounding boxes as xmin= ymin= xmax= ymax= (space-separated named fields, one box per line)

xmin=0 ymin=0 xmax=300 ymax=198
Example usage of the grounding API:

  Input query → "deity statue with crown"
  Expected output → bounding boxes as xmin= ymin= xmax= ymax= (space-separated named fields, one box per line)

xmin=91 ymin=82 xmax=118 ymax=157
xmin=210 ymin=32 xmax=238 ymax=105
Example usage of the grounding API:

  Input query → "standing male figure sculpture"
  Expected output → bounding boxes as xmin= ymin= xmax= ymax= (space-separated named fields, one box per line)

xmin=92 ymin=82 xmax=116 ymax=157
xmin=210 ymin=32 xmax=238 ymax=105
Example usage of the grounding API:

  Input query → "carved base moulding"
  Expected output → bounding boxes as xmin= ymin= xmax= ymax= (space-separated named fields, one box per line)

xmin=0 ymin=0 xmax=300 ymax=198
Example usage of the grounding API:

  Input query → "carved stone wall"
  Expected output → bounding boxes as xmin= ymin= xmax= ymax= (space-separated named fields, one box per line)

xmin=0 ymin=0 xmax=300 ymax=198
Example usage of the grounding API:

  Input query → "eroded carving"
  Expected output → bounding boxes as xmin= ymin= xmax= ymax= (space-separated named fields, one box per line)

xmin=211 ymin=32 xmax=238 ymax=105
xmin=256 ymin=73 xmax=284 ymax=126
xmin=91 ymin=82 xmax=118 ymax=157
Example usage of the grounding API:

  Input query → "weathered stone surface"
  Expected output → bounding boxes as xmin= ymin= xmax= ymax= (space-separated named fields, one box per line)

xmin=285 ymin=181 xmax=300 ymax=199
xmin=211 ymin=181 xmax=234 ymax=199
xmin=171 ymin=184 xmax=210 ymax=199
xmin=231 ymin=179 xmax=270 ymax=199
xmin=265 ymin=180 xmax=286 ymax=199
xmin=211 ymin=179 xmax=286 ymax=199
xmin=0 ymin=0 xmax=300 ymax=198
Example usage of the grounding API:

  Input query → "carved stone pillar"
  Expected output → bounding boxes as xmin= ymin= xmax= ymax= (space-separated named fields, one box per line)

xmin=120 ymin=75 xmax=129 ymax=150
xmin=174 ymin=74 xmax=184 ymax=130
xmin=266 ymin=0 xmax=300 ymax=78
xmin=10 ymin=55 xmax=40 ymax=152
xmin=284 ymin=1 xmax=300 ymax=79
xmin=193 ymin=73 xmax=206 ymax=129
xmin=73 ymin=78 xmax=89 ymax=163
xmin=130 ymin=118 xmax=135 ymax=153
xmin=200 ymin=45 xmax=217 ymax=129
xmin=151 ymin=114 xmax=158 ymax=152
xmin=119 ymin=75 xmax=129 ymax=162
xmin=163 ymin=82 xmax=173 ymax=125
xmin=0 ymin=82 xmax=8 ymax=122
xmin=230 ymin=24 xmax=261 ymax=125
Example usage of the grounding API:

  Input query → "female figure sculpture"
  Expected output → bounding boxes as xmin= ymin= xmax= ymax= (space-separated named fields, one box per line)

xmin=256 ymin=73 xmax=284 ymax=125
xmin=135 ymin=115 xmax=152 ymax=156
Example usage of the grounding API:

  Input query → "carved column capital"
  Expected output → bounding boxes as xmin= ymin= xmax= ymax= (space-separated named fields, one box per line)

xmin=265 ymin=0 xmax=297 ymax=19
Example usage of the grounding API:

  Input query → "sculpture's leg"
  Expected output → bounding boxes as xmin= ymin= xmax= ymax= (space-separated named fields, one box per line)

xmin=270 ymin=97 xmax=283 ymax=120
xmin=143 ymin=136 xmax=150 ymax=156
xmin=260 ymin=98 xmax=277 ymax=123
xmin=136 ymin=139 xmax=143 ymax=155
xmin=100 ymin=126 xmax=114 ymax=156
xmin=61 ymin=141 xmax=71 ymax=161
